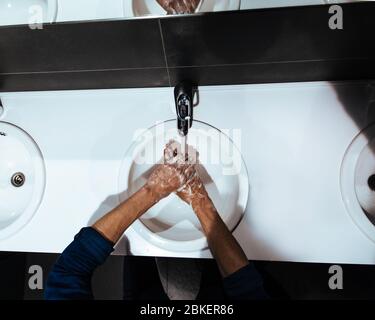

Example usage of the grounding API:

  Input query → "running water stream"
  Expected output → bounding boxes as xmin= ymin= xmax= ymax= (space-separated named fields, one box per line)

xmin=179 ymin=115 xmax=190 ymax=162
xmin=181 ymin=134 xmax=188 ymax=161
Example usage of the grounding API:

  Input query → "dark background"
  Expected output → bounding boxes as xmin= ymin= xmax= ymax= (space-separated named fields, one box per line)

xmin=1 ymin=252 xmax=374 ymax=300
xmin=0 ymin=2 xmax=374 ymax=92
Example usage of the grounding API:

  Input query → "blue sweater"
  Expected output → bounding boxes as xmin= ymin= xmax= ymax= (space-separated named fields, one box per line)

xmin=45 ymin=227 xmax=267 ymax=300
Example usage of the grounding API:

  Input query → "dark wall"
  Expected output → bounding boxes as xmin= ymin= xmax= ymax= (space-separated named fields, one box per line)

xmin=1 ymin=252 xmax=374 ymax=300
xmin=0 ymin=2 xmax=374 ymax=92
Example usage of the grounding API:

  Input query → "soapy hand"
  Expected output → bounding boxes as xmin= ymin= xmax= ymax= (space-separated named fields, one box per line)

xmin=176 ymin=171 xmax=207 ymax=204
xmin=176 ymin=166 xmax=219 ymax=220
xmin=146 ymin=140 xmax=197 ymax=200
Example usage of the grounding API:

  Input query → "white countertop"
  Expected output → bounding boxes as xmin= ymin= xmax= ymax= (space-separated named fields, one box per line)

xmin=0 ymin=81 xmax=375 ymax=264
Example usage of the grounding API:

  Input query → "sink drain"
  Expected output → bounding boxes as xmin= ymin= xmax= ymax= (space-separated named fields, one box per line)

xmin=11 ymin=172 xmax=25 ymax=187
xmin=0 ymin=121 xmax=45 ymax=239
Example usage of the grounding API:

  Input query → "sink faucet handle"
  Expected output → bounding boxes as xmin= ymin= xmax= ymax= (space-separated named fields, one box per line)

xmin=174 ymin=82 xmax=197 ymax=136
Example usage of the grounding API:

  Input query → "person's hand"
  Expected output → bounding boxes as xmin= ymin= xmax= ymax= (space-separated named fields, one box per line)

xmin=176 ymin=171 xmax=208 ymax=206
xmin=176 ymin=170 xmax=217 ymax=217
xmin=145 ymin=140 xmax=196 ymax=200
xmin=156 ymin=0 xmax=201 ymax=14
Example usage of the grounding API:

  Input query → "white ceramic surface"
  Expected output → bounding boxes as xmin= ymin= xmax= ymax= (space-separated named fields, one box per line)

xmin=0 ymin=82 xmax=374 ymax=264
xmin=355 ymin=138 xmax=375 ymax=217
xmin=200 ymin=0 xmax=241 ymax=12
xmin=341 ymin=123 xmax=375 ymax=243
xmin=55 ymin=0 xmax=124 ymax=23
xmin=0 ymin=122 xmax=45 ymax=239
xmin=0 ymin=0 xmax=58 ymax=26
xmin=240 ymin=0 xmax=363 ymax=10
xmin=118 ymin=120 xmax=248 ymax=252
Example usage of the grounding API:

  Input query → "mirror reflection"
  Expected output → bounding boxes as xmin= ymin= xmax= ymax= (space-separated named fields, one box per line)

xmin=0 ymin=0 xmax=362 ymax=27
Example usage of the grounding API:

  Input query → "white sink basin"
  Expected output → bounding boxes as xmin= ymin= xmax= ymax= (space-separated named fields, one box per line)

xmin=341 ymin=122 xmax=375 ymax=243
xmin=119 ymin=120 xmax=248 ymax=252
xmin=0 ymin=122 xmax=45 ymax=239
xmin=0 ymin=0 xmax=58 ymax=26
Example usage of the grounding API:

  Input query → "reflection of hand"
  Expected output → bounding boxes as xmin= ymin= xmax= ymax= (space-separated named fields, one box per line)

xmin=146 ymin=140 xmax=196 ymax=200
xmin=156 ymin=0 xmax=201 ymax=14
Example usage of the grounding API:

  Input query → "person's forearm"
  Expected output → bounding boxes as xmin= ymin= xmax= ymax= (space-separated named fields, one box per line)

xmin=93 ymin=185 xmax=159 ymax=243
xmin=192 ymin=195 xmax=249 ymax=277
xmin=45 ymin=228 xmax=114 ymax=300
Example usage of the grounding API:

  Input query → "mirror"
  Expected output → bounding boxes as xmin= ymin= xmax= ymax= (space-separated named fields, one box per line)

xmin=0 ymin=0 xmax=363 ymax=27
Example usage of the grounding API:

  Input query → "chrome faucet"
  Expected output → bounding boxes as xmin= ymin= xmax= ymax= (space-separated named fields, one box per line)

xmin=174 ymin=82 xmax=197 ymax=137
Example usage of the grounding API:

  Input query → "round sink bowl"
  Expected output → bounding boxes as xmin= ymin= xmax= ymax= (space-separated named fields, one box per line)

xmin=0 ymin=0 xmax=58 ymax=26
xmin=119 ymin=120 xmax=249 ymax=252
xmin=0 ymin=122 xmax=45 ymax=239
xmin=341 ymin=123 xmax=375 ymax=243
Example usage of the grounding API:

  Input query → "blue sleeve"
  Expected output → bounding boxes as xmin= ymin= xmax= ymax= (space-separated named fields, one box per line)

xmin=45 ymin=227 xmax=114 ymax=300
xmin=223 ymin=263 xmax=268 ymax=300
